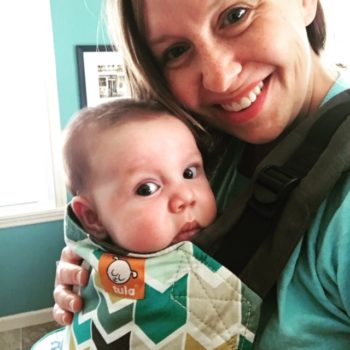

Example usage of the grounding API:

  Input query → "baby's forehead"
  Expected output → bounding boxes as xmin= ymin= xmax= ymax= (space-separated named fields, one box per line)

xmin=115 ymin=109 xmax=180 ymax=126
xmin=97 ymin=111 xmax=196 ymax=154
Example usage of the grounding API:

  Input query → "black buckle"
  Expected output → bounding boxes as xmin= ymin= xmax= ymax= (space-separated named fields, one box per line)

xmin=249 ymin=165 xmax=300 ymax=217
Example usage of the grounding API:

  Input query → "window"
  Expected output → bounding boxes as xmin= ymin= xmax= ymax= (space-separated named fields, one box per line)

xmin=322 ymin=0 xmax=350 ymax=68
xmin=0 ymin=1 xmax=66 ymax=228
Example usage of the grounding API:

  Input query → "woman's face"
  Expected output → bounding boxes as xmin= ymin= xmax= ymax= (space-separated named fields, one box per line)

xmin=144 ymin=0 xmax=326 ymax=144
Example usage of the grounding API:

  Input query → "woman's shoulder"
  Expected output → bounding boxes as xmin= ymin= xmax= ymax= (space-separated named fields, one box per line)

xmin=322 ymin=70 xmax=350 ymax=104
xmin=260 ymin=171 xmax=350 ymax=349
xmin=314 ymin=170 xmax=350 ymax=257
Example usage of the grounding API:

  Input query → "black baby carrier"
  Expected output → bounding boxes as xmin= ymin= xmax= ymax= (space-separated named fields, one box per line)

xmin=195 ymin=88 xmax=350 ymax=299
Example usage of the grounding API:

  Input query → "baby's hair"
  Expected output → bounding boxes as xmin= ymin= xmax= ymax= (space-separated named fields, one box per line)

xmin=63 ymin=98 xmax=182 ymax=195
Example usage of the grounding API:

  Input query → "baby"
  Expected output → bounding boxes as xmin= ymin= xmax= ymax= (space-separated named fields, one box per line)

xmin=33 ymin=99 xmax=260 ymax=350
xmin=63 ymin=99 xmax=217 ymax=253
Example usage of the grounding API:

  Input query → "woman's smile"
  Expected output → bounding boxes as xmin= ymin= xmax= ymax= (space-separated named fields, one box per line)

xmin=221 ymin=81 xmax=264 ymax=113
xmin=216 ymin=76 xmax=270 ymax=125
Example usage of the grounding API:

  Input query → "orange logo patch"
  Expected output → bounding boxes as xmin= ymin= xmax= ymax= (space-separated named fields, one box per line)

xmin=99 ymin=253 xmax=145 ymax=300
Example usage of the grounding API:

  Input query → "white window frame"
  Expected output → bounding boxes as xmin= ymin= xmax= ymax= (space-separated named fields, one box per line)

xmin=0 ymin=1 xmax=66 ymax=228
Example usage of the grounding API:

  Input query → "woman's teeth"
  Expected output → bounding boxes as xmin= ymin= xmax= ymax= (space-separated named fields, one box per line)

xmin=221 ymin=82 xmax=264 ymax=112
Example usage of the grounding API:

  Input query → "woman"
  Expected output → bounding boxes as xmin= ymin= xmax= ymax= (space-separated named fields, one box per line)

xmin=54 ymin=1 xmax=350 ymax=348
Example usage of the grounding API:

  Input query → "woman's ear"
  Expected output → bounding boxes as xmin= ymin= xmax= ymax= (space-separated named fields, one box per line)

xmin=302 ymin=0 xmax=318 ymax=26
xmin=71 ymin=196 xmax=108 ymax=240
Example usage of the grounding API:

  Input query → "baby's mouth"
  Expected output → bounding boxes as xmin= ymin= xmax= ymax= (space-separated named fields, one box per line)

xmin=173 ymin=221 xmax=201 ymax=243
xmin=221 ymin=81 xmax=264 ymax=112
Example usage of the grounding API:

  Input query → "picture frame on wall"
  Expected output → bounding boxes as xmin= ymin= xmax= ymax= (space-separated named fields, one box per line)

xmin=76 ymin=45 xmax=130 ymax=108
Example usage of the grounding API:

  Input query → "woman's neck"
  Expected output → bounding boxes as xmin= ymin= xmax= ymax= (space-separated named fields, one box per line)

xmin=301 ymin=52 xmax=337 ymax=120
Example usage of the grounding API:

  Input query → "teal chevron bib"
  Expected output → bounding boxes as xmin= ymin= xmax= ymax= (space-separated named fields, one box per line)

xmin=65 ymin=206 xmax=262 ymax=349
xmin=65 ymin=242 xmax=261 ymax=349
xmin=33 ymin=207 xmax=262 ymax=350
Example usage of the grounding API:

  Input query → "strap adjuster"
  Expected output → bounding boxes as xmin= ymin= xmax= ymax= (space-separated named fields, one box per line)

xmin=249 ymin=165 xmax=300 ymax=218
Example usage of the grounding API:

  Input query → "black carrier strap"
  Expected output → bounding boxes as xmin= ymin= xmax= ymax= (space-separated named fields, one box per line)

xmin=194 ymin=89 xmax=350 ymax=298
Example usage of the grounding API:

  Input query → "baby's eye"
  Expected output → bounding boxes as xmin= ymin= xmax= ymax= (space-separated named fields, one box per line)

xmin=136 ymin=182 xmax=160 ymax=196
xmin=221 ymin=7 xmax=247 ymax=26
xmin=183 ymin=166 xmax=198 ymax=179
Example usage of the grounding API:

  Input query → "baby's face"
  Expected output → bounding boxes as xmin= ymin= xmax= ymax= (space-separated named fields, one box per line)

xmin=87 ymin=113 xmax=216 ymax=253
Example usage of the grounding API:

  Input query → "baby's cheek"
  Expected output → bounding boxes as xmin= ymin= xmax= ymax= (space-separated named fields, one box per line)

xmin=120 ymin=215 xmax=169 ymax=253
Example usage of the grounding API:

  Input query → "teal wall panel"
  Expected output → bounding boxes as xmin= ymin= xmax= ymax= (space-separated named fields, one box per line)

xmin=50 ymin=0 xmax=110 ymax=128
xmin=0 ymin=221 xmax=64 ymax=316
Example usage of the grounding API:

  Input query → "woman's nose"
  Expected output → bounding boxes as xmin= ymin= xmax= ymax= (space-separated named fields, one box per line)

xmin=200 ymin=42 xmax=242 ymax=93
xmin=169 ymin=187 xmax=196 ymax=213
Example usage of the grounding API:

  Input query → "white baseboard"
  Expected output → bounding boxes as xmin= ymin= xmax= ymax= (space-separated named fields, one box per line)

xmin=0 ymin=308 xmax=54 ymax=332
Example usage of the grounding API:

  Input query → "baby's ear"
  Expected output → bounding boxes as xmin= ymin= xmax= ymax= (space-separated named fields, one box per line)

xmin=71 ymin=196 xmax=108 ymax=240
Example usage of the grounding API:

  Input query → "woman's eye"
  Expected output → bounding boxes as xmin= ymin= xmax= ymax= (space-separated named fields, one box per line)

xmin=222 ymin=7 xmax=247 ymax=26
xmin=136 ymin=182 xmax=160 ymax=196
xmin=163 ymin=44 xmax=189 ymax=64
xmin=183 ymin=166 xmax=197 ymax=179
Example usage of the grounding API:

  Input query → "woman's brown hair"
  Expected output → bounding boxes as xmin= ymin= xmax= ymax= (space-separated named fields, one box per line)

xmin=307 ymin=1 xmax=326 ymax=55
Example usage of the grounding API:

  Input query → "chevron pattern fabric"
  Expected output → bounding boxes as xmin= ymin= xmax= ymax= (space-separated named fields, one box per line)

xmin=33 ymin=209 xmax=262 ymax=350
xmin=64 ymin=240 xmax=261 ymax=350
